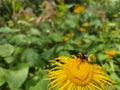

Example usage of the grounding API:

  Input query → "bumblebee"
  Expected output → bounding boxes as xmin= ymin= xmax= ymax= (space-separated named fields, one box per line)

xmin=76 ymin=52 xmax=96 ymax=63
xmin=76 ymin=52 xmax=89 ymax=62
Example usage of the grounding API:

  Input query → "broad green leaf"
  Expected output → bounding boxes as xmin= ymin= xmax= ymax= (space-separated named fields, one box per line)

xmin=4 ymin=56 xmax=15 ymax=64
xmin=65 ymin=15 xmax=77 ymax=28
xmin=0 ymin=44 xmax=14 ymax=57
xmin=10 ymin=34 xmax=31 ymax=45
xmin=37 ymin=34 xmax=52 ymax=46
xmin=109 ymin=73 xmax=120 ymax=83
xmin=27 ymin=28 xmax=41 ymax=36
xmin=40 ymin=48 xmax=55 ymax=60
xmin=66 ymin=19 xmax=76 ymax=28
xmin=0 ymin=27 xmax=19 ymax=33
xmin=56 ymin=46 xmax=64 ymax=52
xmin=21 ymin=48 xmax=40 ymax=66
xmin=29 ymin=74 xmax=49 ymax=90
xmin=64 ymin=44 xmax=74 ymax=50
xmin=50 ymin=33 xmax=63 ymax=42
xmin=5 ymin=66 xmax=29 ymax=90
xmin=97 ymin=53 xmax=106 ymax=63
xmin=13 ymin=46 xmax=23 ymax=56
xmin=0 ymin=67 xmax=7 ymax=86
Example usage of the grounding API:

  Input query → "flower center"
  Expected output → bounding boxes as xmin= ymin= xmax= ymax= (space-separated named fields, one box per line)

xmin=64 ymin=59 xmax=93 ymax=86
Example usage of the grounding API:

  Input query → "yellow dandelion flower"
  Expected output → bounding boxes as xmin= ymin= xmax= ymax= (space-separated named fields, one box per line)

xmin=79 ymin=27 xmax=87 ymax=32
xmin=74 ymin=4 xmax=85 ymax=14
xmin=66 ymin=33 xmax=73 ymax=37
xmin=63 ymin=37 xmax=69 ymax=41
xmin=105 ymin=50 xmax=116 ymax=58
xmin=82 ymin=22 xmax=89 ymax=27
xmin=47 ymin=55 xmax=114 ymax=90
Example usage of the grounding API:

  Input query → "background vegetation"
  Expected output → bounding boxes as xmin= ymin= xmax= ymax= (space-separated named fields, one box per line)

xmin=0 ymin=0 xmax=120 ymax=90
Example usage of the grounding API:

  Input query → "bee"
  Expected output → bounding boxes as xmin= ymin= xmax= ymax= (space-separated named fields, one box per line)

xmin=76 ymin=52 xmax=88 ymax=61
xmin=76 ymin=52 xmax=96 ymax=63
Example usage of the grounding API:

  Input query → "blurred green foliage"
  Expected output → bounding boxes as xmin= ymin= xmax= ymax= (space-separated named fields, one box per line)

xmin=0 ymin=0 xmax=120 ymax=90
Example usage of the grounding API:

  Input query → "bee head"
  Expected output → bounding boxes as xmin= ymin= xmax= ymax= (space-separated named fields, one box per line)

xmin=76 ymin=52 xmax=88 ymax=60
xmin=77 ymin=52 xmax=84 ymax=58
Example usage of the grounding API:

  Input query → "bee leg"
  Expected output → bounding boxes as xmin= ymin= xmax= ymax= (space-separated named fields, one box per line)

xmin=77 ymin=59 xmax=83 ymax=69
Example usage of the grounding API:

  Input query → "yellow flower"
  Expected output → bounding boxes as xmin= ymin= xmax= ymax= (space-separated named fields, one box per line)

xmin=63 ymin=37 xmax=69 ymax=41
xmin=74 ymin=4 xmax=85 ymax=14
xmin=82 ymin=22 xmax=89 ymax=27
xmin=79 ymin=27 xmax=87 ymax=32
xmin=113 ymin=13 xmax=119 ymax=18
xmin=105 ymin=50 xmax=116 ymax=58
xmin=66 ymin=33 xmax=73 ymax=37
xmin=63 ymin=33 xmax=73 ymax=42
xmin=47 ymin=55 xmax=114 ymax=90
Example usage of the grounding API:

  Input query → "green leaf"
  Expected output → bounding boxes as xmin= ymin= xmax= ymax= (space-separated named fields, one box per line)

xmin=102 ymin=63 xmax=111 ymax=72
xmin=40 ymin=48 xmax=55 ymax=60
xmin=27 ymin=28 xmax=41 ymax=36
xmin=97 ymin=53 xmax=106 ymax=63
xmin=0 ymin=27 xmax=19 ymax=33
xmin=12 ymin=0 xmax=22 ymax=12
xmin=0 ymin=44 xmax=14 ymax=57
xmin=56 ymin=46 xmax=64 ymax=52
xmin=0 ymin=67 xmax=7 ymax=86
xmin=50 ymin=33 xmax=63 ymax=42
xmin=108 ymin=22 xmax=116 ymax=27
xmin=21 ymin=48 xmax=40 ymax=66
xmin=96 ymin=44 xmax=104 ymax=50
xmin=29 ymin=74 xmax=49 ymax=90
xmin=65 ymin=15 xmax=77 ymax=28
xmin=109 ymin=73 xmax=120 ymax=83
xmin=64 ymin=44 xmax=74 ymax=50
xmin=89 ymin=19 xmax=101 ymax=28
xmin=10 ymin=34 xmax=31 ymax=45
xmin=115 ymin=85 xmax=120 ymax=90
xmin=39 ymin=21 xmax=51 ymax=29
xmin=58 ymin=51 xmax=70 ymax=56
xmin=5 ymin=66 xmax=29 ymax=90
xmin=17 ymin=20 xmax=32 ymax=27
xmin=4 ymin=56 xmax=15 ymax=64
